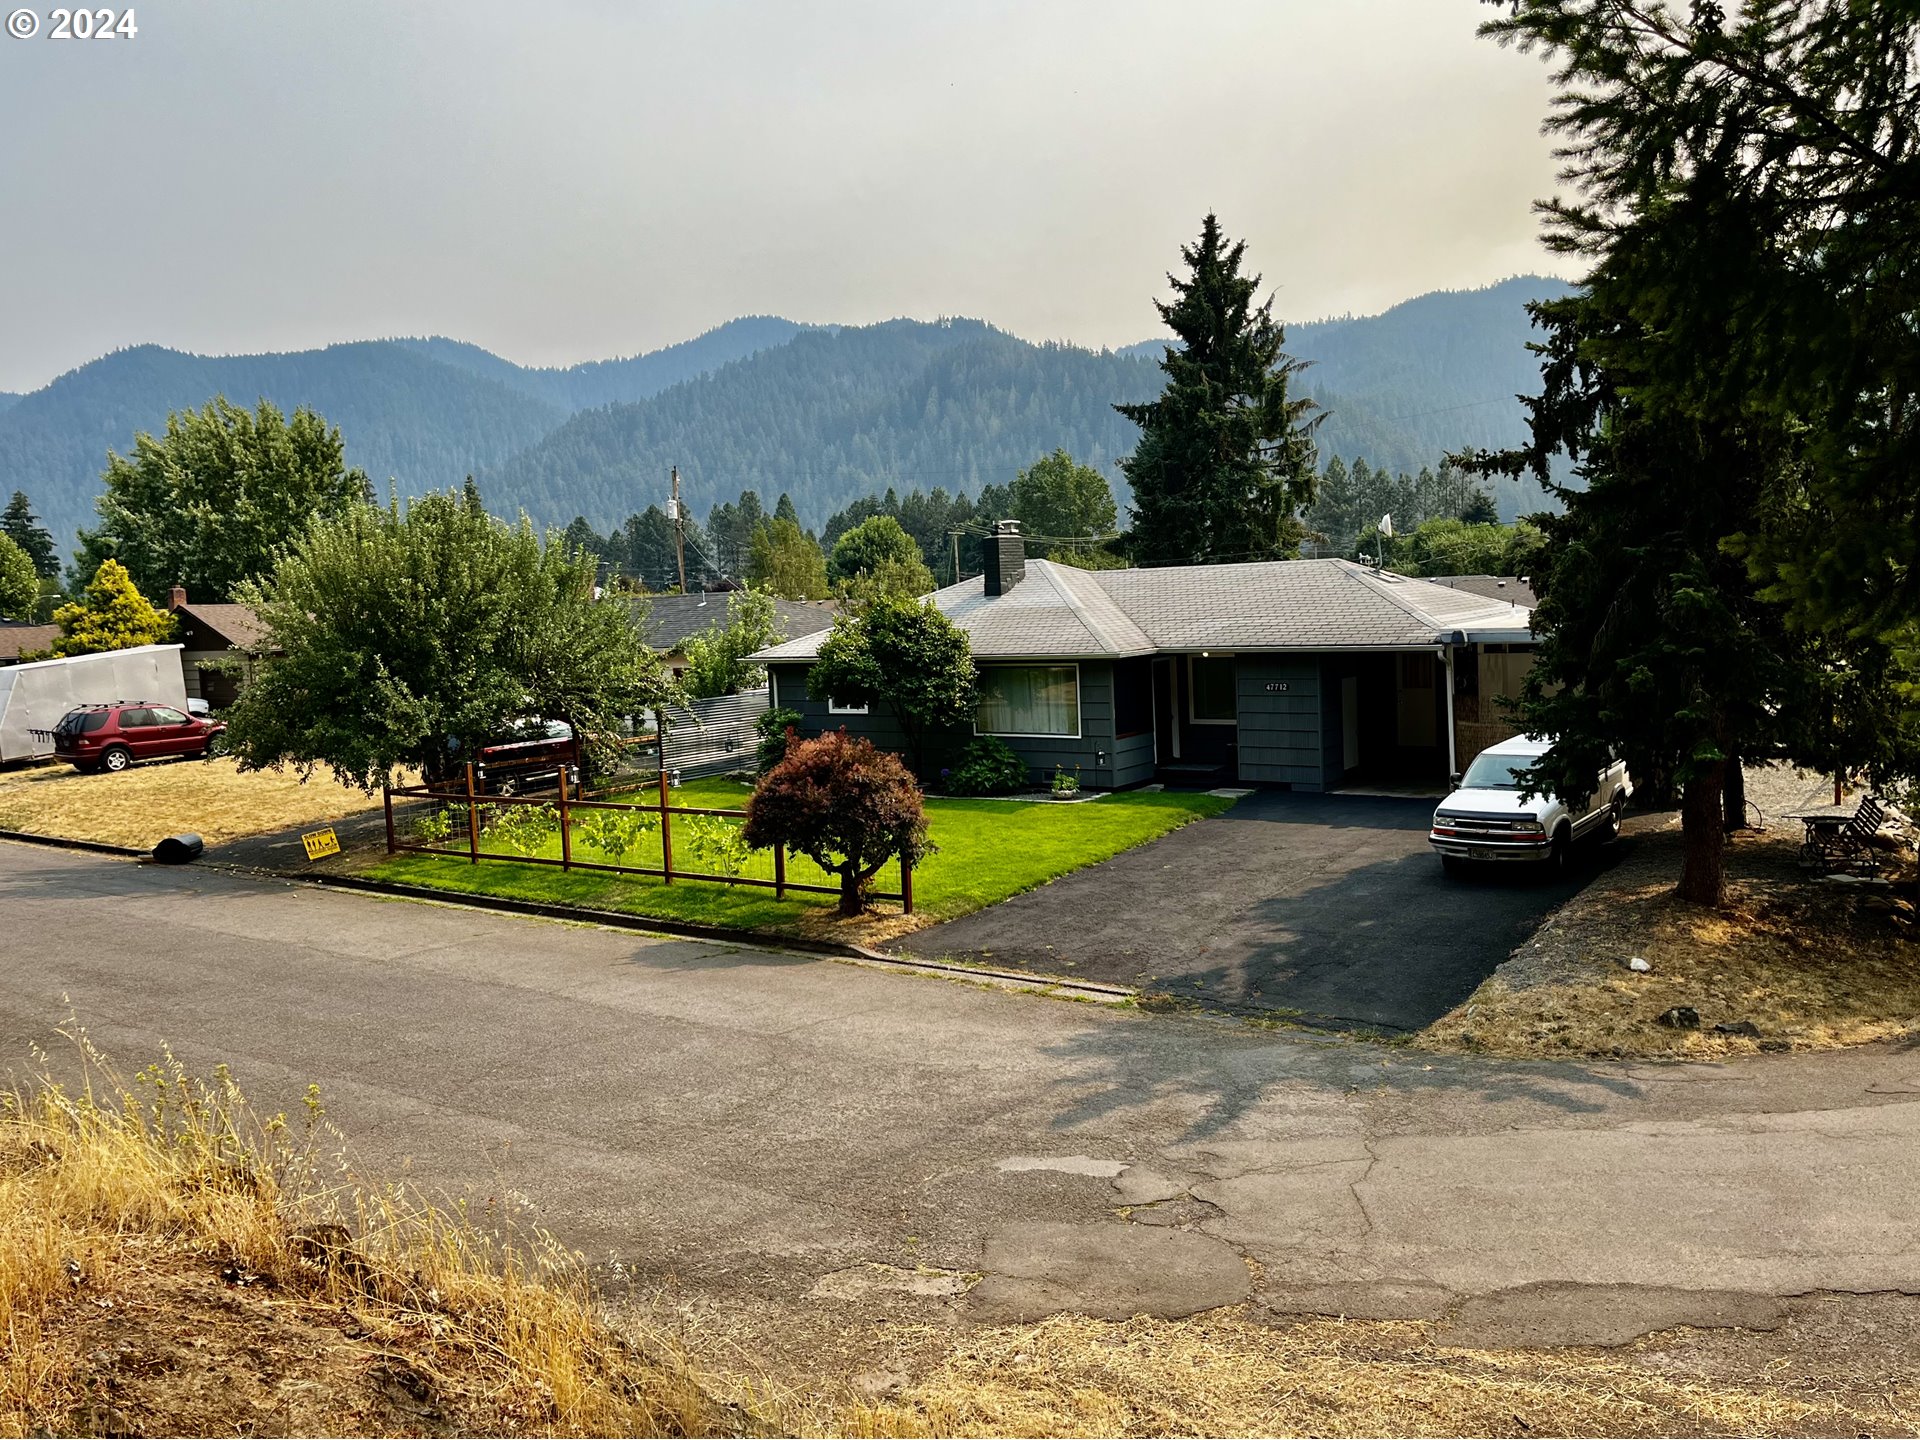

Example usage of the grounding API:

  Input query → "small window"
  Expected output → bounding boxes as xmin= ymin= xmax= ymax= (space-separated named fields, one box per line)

xmin=976 ymin=665 xmax=1080 ymax=738
xmin=117 ymin=708 xmax=156 ymax=728
xmin=150 ymin=707 xmax=188 ymax=725
xmin=1188 ymin=656 xmax=1236 ymax=724
xmin=827 ymin=697 xmax=869 ymax=715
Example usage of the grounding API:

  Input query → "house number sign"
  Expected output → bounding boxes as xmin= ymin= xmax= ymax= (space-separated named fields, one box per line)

xmin=1263 ymin=682 xmax=1289 ymax=692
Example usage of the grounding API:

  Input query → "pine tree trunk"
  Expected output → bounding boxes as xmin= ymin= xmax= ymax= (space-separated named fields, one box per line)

xmin=1679 ymin=762 xmax=1728 ymax=906
xmin=1722 ymin=753 xmax=1749 ymax=832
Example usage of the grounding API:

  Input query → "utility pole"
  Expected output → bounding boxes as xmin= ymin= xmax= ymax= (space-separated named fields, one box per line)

xmin=669 ymin=466 xmax=688 ymax=593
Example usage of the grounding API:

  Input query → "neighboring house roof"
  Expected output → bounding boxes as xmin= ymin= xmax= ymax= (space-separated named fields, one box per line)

xmin=0 ymin=623 xmax=59 ymax=663
xmin=751 ymin=558 xmax=1534 ymax=663
xmin=1425 ymin=574 xmax=1537 ymax=608
xmin=173 ymin=602 xmax=273 ymax=652
xmin=630 ymin=592 xmax=838 ymax=655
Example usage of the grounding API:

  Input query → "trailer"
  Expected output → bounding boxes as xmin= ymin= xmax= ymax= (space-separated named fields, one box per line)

xmin=0 ymin=644 xmax=188 ymax=764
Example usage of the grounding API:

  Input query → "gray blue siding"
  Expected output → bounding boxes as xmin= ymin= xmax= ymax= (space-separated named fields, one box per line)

xmin=1234 ymin=657 xmax=1327 ymax=789
xmin=769 ymin=659 xmax=1135 ymax=789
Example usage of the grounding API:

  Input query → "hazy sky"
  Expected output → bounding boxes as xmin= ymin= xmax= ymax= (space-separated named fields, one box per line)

xmin=0 ymin=0 xmax=1574 ymax=394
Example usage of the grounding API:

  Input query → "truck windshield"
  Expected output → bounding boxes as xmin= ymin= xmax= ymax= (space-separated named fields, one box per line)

xmin=1461 ymin=752 xmax=1537 ymax=790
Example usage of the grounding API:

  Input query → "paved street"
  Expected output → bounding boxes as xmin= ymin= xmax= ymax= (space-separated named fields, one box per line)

xmin=5 ymin=838 xmax=1919 ymax=1344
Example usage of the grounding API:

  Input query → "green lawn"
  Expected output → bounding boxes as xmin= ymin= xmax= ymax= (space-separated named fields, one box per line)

xmin=365 ymin=777 xmax=1233 ymax=935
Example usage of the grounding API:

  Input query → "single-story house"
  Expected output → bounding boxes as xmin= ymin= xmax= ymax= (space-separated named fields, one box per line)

xmin=0 ymin=623 xmax=60 ymax=667
xmin=630 ymin=591 xmax=837 ymax=678
xmin=751 ymin=521 xmax=1537 ymax=792
xmin=166 ymin=587 xmax=273 ymax=708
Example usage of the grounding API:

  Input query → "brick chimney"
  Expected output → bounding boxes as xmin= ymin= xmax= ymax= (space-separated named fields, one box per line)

xmin=982 ymin=519 xmax=1025 ymax=596
xmin=167 ymin=584 xmax=187 ymax=610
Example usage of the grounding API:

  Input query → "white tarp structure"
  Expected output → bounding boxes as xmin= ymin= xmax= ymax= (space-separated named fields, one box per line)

xmin=0 ymin=644 xmax=187 ymax=763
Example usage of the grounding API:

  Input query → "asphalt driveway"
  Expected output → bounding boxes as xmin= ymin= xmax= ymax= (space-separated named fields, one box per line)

xmin=896 ymin=789 xmax=1616 ymax=1031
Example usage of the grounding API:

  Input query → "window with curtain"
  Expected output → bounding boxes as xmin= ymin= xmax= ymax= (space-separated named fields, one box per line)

xmin=1188 ymin=656 xmax=1237 ymax=723
xmin=976 ymin=665 xmax=1080 ymax=737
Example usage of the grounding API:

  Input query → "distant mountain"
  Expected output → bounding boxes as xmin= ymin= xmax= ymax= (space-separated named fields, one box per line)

xmin=1124 ymin=275 xmax=1576 ymax=517
xmin=393 ymin=316 xmax=810 ymax=411
xmin=0 ymin=394 xmax=20 ymax=417
xmin=1 ymin=276 xmax=1575 ymax=562
xmin=0 ymin=322 xmax=804 ymax=557
xmin=478 ymin=318 xmax=1165 ymax=529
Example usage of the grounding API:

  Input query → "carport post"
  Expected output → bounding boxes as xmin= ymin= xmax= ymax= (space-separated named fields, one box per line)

xmin=1442 ymin=647 xmax=1459 ymax=778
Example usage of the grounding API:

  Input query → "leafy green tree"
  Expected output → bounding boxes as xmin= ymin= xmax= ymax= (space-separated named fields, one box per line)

xmin=220 ymin=490 xmax=672 ymax=790
xmin=1118 ymin=214 xmax=1322 ymax=566
xmin=829 ymin=515 xmax=931 ymax=589
xmin=743 ymin=730 xmax=934 ymax=916
xmin=748 ymin=517 xmax=830 ymax=600
xmin=807 ymin=595 xmax=974 ymax=777
xmin=680 ymin=586 xmax=780 ymax=699
xmin=1386 ymin=517 xmax=1544 ymax=578
xmin=48 ymin=559 xmax=177 ymax=657
xmin=77 ymin=398 xmax=371 ymax=601
xmin=0 ymin=534 xmax=39 ymax=620
xmin=1009 ymin=450 xmax=1118 ymax=552
xmin=1 ymin=492 xmax=60 ymax=579
xmin=834 ymin=554 xmax=939 ymax=609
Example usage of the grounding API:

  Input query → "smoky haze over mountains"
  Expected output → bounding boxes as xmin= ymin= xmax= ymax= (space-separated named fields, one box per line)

xmin=0 ymin=277 xmax=1573 ymax=557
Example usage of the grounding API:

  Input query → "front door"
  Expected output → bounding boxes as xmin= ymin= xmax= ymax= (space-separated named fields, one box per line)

xmin=1341 ymin=674 xmax=1360 ymax=771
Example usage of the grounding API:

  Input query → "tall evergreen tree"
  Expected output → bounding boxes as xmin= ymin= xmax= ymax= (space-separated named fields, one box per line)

xmin=1117 ymin=214 xmax=1322 ymax=566
xmin=1 ymin=491 xmax=60 ymax=579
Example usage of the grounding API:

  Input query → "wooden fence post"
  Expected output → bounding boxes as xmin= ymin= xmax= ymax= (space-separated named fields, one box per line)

xmin=901 ymin=853 xmax=914 ymax=915
xmin=465 ymin=762 xmax=480 ymax=864
xmin=557 ymin=768 xmax=572 ymax=872
xmin=383 ymin=784 xmax=395 ymax=854
xmin=774 ymin=844 xmax=786 ymax=900
xmin=658 ymin=764 xmax=673 ymax=884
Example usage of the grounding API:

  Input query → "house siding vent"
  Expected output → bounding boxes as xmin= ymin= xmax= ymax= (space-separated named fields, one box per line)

xmin=983 ymin=520 xmax=1025 ymax=596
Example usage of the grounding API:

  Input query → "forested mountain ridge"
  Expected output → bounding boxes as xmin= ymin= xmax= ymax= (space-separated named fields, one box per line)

xmin=478 ymin=319 xmax=1167 ymax=530
xmin=2 ymin=276 xmax=1574 ymax=558
xmin=0 ymin=341 xmax=568 ymax=551
xmin=392 ymin=315 xmax=810 ymax=411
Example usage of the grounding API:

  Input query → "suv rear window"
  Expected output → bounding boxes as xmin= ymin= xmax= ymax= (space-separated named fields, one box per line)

xmin=56 ymin=710 xmax=110 ymax=735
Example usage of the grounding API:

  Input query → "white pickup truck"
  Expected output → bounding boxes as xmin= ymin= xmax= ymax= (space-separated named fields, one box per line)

xmin=1430 ymin=734 xmax=1632 ymax=875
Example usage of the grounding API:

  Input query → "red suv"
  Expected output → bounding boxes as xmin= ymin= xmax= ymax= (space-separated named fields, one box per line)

xmin=52 ymin=701 xmax=226 ymax=774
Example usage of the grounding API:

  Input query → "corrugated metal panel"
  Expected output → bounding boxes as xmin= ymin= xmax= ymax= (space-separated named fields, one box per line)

xmin=661 ymin=688 xmax=771 ymax=779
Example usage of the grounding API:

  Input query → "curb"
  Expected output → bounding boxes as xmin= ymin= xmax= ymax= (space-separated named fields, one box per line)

xmin=272 ymin=870 xmax=1140 ymax=1005
xmin=2 ymin=826 xmax=1138 ymax=1006
xmin=0 ymin=829 xmax=151 ymax=859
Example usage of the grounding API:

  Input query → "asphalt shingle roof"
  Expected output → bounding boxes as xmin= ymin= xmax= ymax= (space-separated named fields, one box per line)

xmin=751 ymin=557 xmax=1533 ymax=663
xmin=631 ymin=593 xmax=838 ymax=653
xmin=175 ymin=603 xmax=273 ymax=652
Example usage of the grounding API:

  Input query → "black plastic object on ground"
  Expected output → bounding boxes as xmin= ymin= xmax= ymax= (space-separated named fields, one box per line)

xmin=151 ymin=833 xmax=204 ymax=864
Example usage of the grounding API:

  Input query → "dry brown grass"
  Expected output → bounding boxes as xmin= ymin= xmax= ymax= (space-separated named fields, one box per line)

xmin=1421 ymin=826 xmax=1920 ymax=1060
xmin=824 ymin=1310 xmax=1916 ymax=1438
xmin=0 ymin=1036 xmax=749 ymax=1438
xmin=0 ymin=757 xmax=383 ymax=849
xmin=8 ymin=1042 xmax=1914 ymax=1437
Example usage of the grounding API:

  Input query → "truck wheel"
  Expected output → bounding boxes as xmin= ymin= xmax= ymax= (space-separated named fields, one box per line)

xmin=1545 ymin=827 xmax=1573 ymax=876
xmin=1600 ymin=803 xmax=1623 ymax=843
xmin=100 ymin=745 xmax=132 ymax=774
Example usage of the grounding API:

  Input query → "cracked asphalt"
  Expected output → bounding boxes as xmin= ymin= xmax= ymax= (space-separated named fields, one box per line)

xmin=7 ymin=839 xmax=1920 ymax=1348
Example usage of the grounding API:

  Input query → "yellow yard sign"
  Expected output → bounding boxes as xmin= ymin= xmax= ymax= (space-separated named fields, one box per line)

xmin=301 ymin=827 xmax=341 ymax=861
